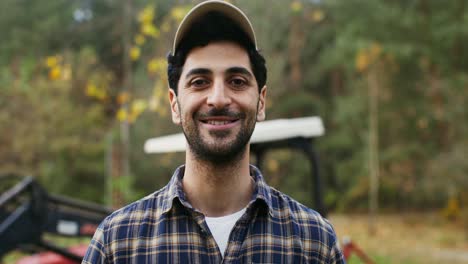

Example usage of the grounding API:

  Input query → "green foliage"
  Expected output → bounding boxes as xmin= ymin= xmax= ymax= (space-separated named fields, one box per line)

xmin=0 ymin=73 xmax=108 ymax=201
xmin=313 ymin=0 xmax=468 ymax=211
xmin=1 ymin=0 xmax=467 ymax=213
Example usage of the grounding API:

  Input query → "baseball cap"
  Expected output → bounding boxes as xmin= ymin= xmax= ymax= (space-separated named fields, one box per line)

xmin=172 ymin=0 xmax=257 ymax=55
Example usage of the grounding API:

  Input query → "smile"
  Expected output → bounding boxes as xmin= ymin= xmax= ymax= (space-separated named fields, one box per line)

xmin=203 ymin=120 xmax=236 ymax=125
xmin=199 ymin=117 xmax=240 ymax=130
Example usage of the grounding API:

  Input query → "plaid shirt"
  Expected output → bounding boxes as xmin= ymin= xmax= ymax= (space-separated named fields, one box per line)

xmin=83 ymin=165 xmax=345 ymax=263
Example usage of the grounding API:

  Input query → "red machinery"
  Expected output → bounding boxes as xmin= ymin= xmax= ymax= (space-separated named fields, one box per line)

xmin=342 ymin=236 xmax=375 ymax=264
xmin=0 ymin=174 xmax=112 ymax=263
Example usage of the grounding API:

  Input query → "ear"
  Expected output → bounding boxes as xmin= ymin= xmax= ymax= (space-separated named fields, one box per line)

xmin=168 ymin=88 xmax=181 ymax=125
xmin=256 ymin=85 xmax=267 ymax=121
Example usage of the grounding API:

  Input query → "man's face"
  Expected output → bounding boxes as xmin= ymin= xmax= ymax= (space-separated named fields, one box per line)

xmin=169 ymin=41 xmax=267 ymax=163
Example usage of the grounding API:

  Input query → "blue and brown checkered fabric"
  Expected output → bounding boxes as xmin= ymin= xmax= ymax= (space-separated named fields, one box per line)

xmin=83 ymin=165 xmax=345 ymax=263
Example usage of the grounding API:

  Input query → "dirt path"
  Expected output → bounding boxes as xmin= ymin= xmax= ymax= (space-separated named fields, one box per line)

xmin=329 ymin=213 xmax=468 ymax=264
xmin=430 ymin=248 xmax=468 ymax=263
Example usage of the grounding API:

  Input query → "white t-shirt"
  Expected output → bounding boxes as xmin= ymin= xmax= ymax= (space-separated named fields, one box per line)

xmin=205 ymin=207 xmax=246 ymax=257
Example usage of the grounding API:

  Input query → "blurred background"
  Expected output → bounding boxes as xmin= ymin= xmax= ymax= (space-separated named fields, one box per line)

xmin=1 ymin=0 xmax=467 ymax=263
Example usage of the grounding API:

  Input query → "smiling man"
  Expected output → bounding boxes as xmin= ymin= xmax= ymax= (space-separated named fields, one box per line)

xmin=83 ymin=1 xmax=345 ymax=263
xmin=170 ymin=41 xmax=263 ymax=167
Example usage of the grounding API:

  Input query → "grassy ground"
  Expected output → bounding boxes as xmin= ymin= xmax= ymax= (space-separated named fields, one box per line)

xmin=2 ymin=213 xmax=467 ymax=263
xmin=329 ymin=212 xmax=468 ymax=264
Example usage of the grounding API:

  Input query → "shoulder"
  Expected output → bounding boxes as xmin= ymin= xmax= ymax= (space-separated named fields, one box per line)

xmin=83 ymin=187 xmax=170 ymax=263
xmin=99 ymin=185 xmax=169 ymax=235
xmin=269 ymin=186 xmax=333 ymax=230
xmin=268 ymin=187 xmax=343 ymax=260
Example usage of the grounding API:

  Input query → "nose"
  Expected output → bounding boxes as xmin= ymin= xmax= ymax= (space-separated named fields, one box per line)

xmin=206 ymin=79 xmax=231 ymax=109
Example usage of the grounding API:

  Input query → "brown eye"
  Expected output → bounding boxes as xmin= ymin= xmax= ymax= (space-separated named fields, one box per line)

xmin=229 ymin=77 xmax=247 ymax=88
xmin=191 ymin=78 xmax=210 ymax=88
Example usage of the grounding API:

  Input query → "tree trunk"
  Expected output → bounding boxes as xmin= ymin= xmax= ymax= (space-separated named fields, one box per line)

xmin=288 ymin=13 xmax=304 ymax=90
xmin=368 ymin=68 xmax=380 ymax=235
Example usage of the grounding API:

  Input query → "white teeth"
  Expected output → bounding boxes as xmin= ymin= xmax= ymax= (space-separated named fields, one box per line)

xmin=207 ymin=120 xmax=231 ymax=125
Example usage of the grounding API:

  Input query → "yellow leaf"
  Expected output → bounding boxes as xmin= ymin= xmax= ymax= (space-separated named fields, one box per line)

xmin=95 ymin=89 xmax=107 ymax=101
xmin=130 ymin=46 xmax=141 ymax=61
xmin=355 ymin=50 xmax=370 ymax=73
xmin=131 ymin=99 xmax=147 ymax=116
xmin=291 ymin=1 xmax=302 ymax=13
xmin=141 ymin=22 xmax=160 ymax=38
xmin=442 ymin=197 xmax=460 ymax=220
xmin=86 ymin=83 xmax=98 ymax=97
xmin=134 ymin=34 xmax=146 ymax=45
xmin=311 ymin=9 xmax=325 ymax=22
xmin=46 ymin=56 xmax=58 ymax=68
xmin=147 ymin=58 xmax=166 ymax=74
xmin=49 ymin=66 xmax=61 ymax=80
xmin=86 ymin=82 xmax=107 ymax=100
xmin=117 ymin=92 xmax=130 ymax=105
xmin=170 ymin=7 xmax=187 ymax=22
xmin=117 ymin=108 xmax=128 ymax=121
xmin=137 ymin=5 xmax=155 ymax=24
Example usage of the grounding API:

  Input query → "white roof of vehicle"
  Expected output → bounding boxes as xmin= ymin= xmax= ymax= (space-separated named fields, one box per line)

xmin=144 ymin=116 xmax=324 ymax=154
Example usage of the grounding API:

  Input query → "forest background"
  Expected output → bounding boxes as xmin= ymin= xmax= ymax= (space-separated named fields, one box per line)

xmin=1 ymin=0 xmax=467 ymax=220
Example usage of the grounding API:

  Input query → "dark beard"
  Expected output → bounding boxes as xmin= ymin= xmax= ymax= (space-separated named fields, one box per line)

xmin=182 ymin=107 xmax=256 ymax=165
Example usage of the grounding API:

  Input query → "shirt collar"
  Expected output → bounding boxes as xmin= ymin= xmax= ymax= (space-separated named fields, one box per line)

xmin=161 ymin=164 xmax=276 ymax=217
xmin=161 ymin=165 xmax=191 ymax=214
xmin=248 ymin=165 xmax=276 ymax=217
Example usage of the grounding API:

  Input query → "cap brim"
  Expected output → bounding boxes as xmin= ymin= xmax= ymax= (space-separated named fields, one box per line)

xmin=172 ymin=0 xmax=257 ymax=54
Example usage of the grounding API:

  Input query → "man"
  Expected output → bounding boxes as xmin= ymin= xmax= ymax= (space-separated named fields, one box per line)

xmin=83 ymin=1 xmax=345 ymax=263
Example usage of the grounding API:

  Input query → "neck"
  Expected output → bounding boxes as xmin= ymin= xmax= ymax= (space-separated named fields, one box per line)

xmin=182 ymin=145 xmax=253 ymax=217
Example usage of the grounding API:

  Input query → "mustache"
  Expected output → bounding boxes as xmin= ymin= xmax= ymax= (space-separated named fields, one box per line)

xmin=195 ymin=108 xmax=245 ymax=119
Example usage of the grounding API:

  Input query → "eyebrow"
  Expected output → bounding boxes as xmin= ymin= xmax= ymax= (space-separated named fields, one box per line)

xmin=184 ymin=68 xmax=212 ymax=79
xmin=184 ymin=67 xmax=254 ymax=80
xmin=226 ymin=67 xmax=254 ymax=79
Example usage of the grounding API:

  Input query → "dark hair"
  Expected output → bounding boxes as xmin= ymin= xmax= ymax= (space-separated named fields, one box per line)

xmin=167 ymin=11 xmax=267 ymax=95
